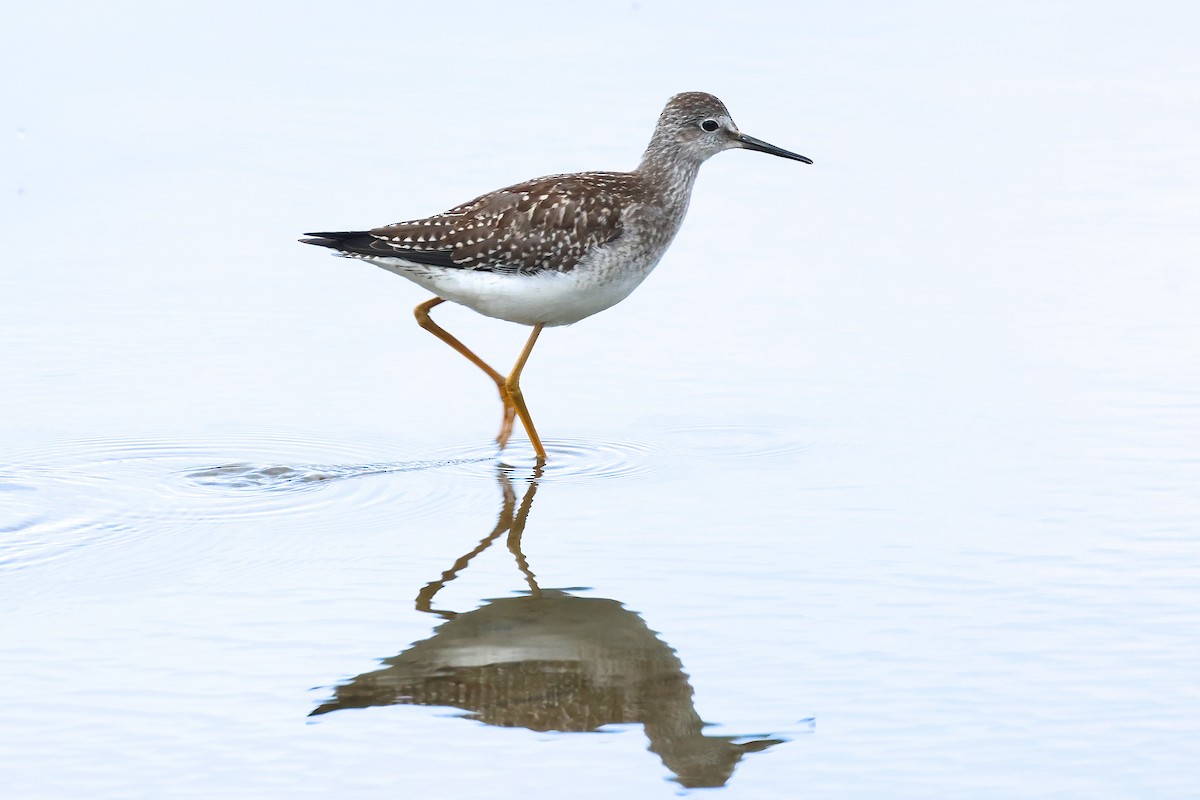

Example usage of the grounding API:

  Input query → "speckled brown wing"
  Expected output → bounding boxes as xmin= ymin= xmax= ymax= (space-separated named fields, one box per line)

xmin=367 ymin=172 xmax=634 ymax=274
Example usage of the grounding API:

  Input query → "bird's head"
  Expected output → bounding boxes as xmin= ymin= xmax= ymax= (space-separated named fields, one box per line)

xmin=650 ymin=91 xmax=812 ymax=166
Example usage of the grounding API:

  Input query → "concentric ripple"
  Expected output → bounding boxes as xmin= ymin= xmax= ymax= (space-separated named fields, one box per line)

xmin=183 ymin=452 xmax=495 ymax=492
xmin=0 ymin=419 xmax=808 ymax=574
xmin=425 ymin=437 xmax=665 ymax=482
xmin=0 ymin=431 xmax=496 ymax=573
xmin=0 ymin=442 xmax=157 ymax=573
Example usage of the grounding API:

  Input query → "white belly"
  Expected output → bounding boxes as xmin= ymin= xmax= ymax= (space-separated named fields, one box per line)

xmin=360 ymin=246 xmax=662 ymax=327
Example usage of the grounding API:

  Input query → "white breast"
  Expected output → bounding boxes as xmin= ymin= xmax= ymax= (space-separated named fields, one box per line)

xmin=361 ymin=238 xmax=665 ymax=327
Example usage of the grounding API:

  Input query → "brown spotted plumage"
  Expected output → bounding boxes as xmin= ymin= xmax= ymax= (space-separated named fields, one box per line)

xmin=301 ymin=92 xmax=811 ymax=460
xmin=375 ymin=173 xmax=629 ymax=273
xmin=306 ymin=173 xmax=631 ymax=274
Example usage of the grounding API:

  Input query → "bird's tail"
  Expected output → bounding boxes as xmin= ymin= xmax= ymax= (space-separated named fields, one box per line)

xmin=299 ymin=231 xmax=370 ymax=249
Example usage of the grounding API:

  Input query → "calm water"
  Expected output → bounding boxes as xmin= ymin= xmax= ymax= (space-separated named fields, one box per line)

xmin=3 ymin=2 xmax=1199 ymax=797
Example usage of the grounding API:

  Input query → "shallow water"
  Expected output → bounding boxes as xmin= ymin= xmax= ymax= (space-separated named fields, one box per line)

xmin=3 ymin=2 xmax=1200 ymax=798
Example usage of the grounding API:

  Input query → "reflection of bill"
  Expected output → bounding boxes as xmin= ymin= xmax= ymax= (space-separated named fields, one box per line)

xmin=311 ymin=467 xmax=784 ymax=788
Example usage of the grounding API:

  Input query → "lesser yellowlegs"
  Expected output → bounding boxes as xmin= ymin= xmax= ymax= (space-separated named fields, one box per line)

xmin=302 ymin=92 xmax=811 ymax=461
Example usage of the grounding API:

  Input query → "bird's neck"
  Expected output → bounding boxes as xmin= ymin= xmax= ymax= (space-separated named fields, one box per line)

xmin=636 ymin=142 xmax=703 ymax=215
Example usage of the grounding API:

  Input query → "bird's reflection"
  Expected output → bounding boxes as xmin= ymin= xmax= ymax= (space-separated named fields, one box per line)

xmin=311 ymin=466 xmax=783 ymax=788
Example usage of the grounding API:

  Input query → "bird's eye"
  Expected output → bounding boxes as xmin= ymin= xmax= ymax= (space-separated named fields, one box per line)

xmin=700 ymin=119 xmax=720 ymax=132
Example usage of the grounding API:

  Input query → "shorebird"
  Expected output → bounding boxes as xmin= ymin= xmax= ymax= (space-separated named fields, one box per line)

xmin=302 ymin=92 xmax=810 ymax=461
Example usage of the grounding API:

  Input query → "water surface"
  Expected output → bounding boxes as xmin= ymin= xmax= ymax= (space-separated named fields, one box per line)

xmin=3 ymin=2 xmax=1198 ymax=797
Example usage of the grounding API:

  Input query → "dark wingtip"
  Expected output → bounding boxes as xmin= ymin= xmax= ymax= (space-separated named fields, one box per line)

xmin=300 ymin=231 xmax=367 ymax=248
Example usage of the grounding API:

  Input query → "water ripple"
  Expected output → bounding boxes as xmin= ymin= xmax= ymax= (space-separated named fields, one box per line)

xmin=0 ymin=432 xmax=492 ymax=572
xmin=426 ymin=437 xmax=664 ymax=482
xmin=0 ymin=420 xmax=807 ymax=573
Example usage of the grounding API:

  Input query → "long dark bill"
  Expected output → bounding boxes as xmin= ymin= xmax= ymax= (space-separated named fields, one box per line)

xmin=736 ymin=133 xmax=813 ymax=164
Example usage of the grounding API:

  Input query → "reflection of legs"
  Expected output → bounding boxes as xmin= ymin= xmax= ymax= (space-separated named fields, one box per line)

xmin=505 ymin=324 xmax=547 ymax=461
xmin=414 ymin=298 xmax=516 ymax=446
xmin=414 ymin=466 xmax=544 ymax=616
xmin=414 ymin=470 xmax=516 ymax=618
xmin=507 ymin=469 xmax=542 ymax=597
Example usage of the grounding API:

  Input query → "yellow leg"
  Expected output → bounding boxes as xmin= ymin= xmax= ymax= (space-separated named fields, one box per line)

xmin=414 ymin=298 xmax=516 ymax=446
xmin=505 ymin=324 xmax=547 ymax=461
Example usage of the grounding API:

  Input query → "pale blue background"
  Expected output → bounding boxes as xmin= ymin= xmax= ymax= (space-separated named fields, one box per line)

xmin=2 ymin=1 xmax=1198 ymax=797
